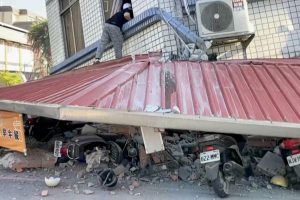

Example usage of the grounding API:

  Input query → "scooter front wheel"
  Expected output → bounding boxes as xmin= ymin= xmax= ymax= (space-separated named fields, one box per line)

xmin=212 ymin=171 xmax=230 ymax=198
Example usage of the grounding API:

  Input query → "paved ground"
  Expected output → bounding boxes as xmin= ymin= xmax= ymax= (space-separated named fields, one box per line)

xmin=1 ymin=165 xmax=300 ymax=200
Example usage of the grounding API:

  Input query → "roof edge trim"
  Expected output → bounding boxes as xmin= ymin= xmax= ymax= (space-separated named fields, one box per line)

xmin=0 ymin=100 xmax=299 ymax=138
xmin=0 ymin=100 xmax=61 ymax=119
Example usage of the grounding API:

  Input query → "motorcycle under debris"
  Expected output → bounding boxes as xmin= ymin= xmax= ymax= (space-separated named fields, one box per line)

xmin=164 ymin=131 xmax=246 ymax=198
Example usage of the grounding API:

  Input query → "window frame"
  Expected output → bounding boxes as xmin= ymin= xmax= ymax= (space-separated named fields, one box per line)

xmin=59 ymin=0 xmax=85 ymax=58
xmin=59 ymin=0 xmax=77 ymax=15
xmin=102 ymin=0 xmax=124 ymax=21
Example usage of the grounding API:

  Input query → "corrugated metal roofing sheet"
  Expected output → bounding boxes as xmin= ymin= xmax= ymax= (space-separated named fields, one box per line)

xmin=0 ymin=55 xmax=299 ymax=124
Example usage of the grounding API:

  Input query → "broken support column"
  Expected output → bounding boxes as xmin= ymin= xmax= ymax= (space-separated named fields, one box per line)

xmin=140 ymin=126 xmax=165 ymax=154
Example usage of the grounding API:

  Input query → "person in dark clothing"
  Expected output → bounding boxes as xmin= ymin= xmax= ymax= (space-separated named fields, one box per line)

xmin=95 ymin=6 xmax=133 ymax=62
xmin=122 ymin=0 xmax=132 ymax=10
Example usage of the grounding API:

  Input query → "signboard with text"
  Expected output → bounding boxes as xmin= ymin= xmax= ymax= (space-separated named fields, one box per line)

xmin=0 ymin=111 xmax=26 ymax=154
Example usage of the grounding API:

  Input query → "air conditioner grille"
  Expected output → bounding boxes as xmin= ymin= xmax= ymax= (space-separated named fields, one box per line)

xmin=200 ymin=1 xmax=234 ymax=32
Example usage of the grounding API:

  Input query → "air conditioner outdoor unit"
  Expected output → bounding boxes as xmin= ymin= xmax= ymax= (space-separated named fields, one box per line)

xmin=195 ymin=0 xmax=254 ymax=40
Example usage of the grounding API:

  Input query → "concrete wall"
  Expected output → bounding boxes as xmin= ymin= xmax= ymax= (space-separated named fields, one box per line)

xmin=0 ymin=40 xmax=34 ymax=73
xmin=0 ymin=24 xmax=28 ymax=44
xmin=0 ymin=12 xmax=13 ymax=24
xmin=0 ymin=23 xmax=33 ymax=73
xmin=46 ymin=0 xmax=300 ymax=68
xmin=0 ymin=7 xmax=44 ymax=25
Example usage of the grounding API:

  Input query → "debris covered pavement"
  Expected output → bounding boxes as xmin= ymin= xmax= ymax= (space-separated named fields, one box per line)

xmin=0 ymin=162 xmax=299 ymax=200
xmin=0 ymin=122 xmax=300 ymax=199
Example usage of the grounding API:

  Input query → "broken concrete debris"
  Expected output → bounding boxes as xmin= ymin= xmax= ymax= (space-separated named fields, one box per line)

xmin=144 ymin=104 xmax=181 ymax=114
xmin=88 ymin=182 xmax=95 ymax=187
xmin=113 ymin=163 xmax=128 ymax=177
xmin=77 ymin=180 xmax=85 ymax=184
xmin=256 ymin=151 xmax=286 ymax=177
xmin=81 ymin=124 xmax=98 ymax=135
xmin=294 ymin=165 xmax=300 ymax=177
xmin=73 ymin=184 xmax=80 ymax=194
xmin=85 ymin=148 xmax=109 ymax=172
xmin=1 ymin=120 xmax=300 ymax=198
xmin=77 ymin=169 xmax=87 ymax=179
xmin=67 ymin=160 xmax=75 ymax=166
xmin=139 ymin=145 xmax=150 ymax=169
xmin=63 ymin=189 xmax=73 ymax=193
xmin=129 ymin=185 xmax=135 ymax=191
xmin=41 ymin=190 xmax=49 ymax=197
xmin=59 ymin=163 xmax=69 ymax=169
xmin=266 ymin=184 xmax=272 ymax=190
xmin=178 ymin=166 xmax=192 ymax=181
xmin=131 ymin=180 xmax=140 ymax=188
xmin=170 ymin=174 xmax=179 ymax=182
xmin=251 ymin=181 xmax=259 ymax=189
xmin=0 ymin=149 xmax=57 ymax=172
xmin=83 ymin=189 xmax=94 ymax=195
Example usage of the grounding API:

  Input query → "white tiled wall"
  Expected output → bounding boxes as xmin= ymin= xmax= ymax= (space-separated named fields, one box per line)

xmin=132 ymin=0 xmax=158 ymax=16
xmin=205 ymin=0 xmax=300 ymax=59
xmin=247 ymin=0 xmax=300 ymax=58
xmin=79 ymin=0 xmax=104 ymax=46
xmin=47 ymin=0 xmax=300 ymax=69
xmin=46 ymin=0 xmax=65 ymax=65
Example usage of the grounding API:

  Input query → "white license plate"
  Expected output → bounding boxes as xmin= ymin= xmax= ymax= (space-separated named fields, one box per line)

xmin=200 ymin=149 xmax=220 ymax=164
xmin=287 ymin=153 xmax=300 ymax=167
xmin=54 ymin=140 xmax=63 ymax=158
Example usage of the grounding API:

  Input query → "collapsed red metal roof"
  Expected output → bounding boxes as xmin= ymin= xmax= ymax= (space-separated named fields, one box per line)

xmin=0 ymin=55 xmax=300 ymax=125
xmin=1 ymin=54 xmax=299 ymax=137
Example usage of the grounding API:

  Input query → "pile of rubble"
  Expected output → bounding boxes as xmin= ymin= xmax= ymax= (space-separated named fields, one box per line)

xmin=1 ymin=120 xmax=300 ymax=197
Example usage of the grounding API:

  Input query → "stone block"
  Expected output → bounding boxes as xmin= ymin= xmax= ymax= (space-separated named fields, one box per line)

xmin=0 ymin=149 xmax=57 ymax=172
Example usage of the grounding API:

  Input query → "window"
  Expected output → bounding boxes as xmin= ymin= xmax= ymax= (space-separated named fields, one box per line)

xmin=60 ymin=0 xmax=85 ymax=57
xmin=103 ymin=0 xmax=115 ymax=20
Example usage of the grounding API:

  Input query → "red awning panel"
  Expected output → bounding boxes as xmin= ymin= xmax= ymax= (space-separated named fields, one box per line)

xmin=0 ymin=55 xmax=299 ymax=124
